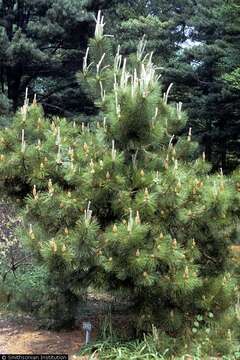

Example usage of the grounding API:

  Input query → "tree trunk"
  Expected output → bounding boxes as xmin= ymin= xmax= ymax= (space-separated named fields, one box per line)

xmin=7 ymin=65 xmax=22 ymax=111
xmin=204 ymin=118 xmax=212 ymax=163
xmin=0 ymin=65 xmax=5 ymax=93
xmin=220 ymin=136 xmax=227 ymax=170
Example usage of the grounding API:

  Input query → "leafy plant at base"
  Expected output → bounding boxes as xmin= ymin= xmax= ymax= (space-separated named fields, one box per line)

xmin=79 ymin=320 xmax=240 ymax=359
xmin=0 ymin=198 xmax=28 ymax=304
xmin=0 ymin=11 xmax=239 ymax=352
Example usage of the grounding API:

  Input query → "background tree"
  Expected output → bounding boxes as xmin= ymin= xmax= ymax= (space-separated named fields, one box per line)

xmin=0 ymin=0 xmax=113 ymax=117
xmin=178 ymin=0 xmax=240 ymax=171
xmin=105 ymin=0 xmax=194 ymax=64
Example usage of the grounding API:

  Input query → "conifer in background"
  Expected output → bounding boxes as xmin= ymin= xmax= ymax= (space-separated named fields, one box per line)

xmin=0 ymin=0 xmax=113 ymax=117
xmin=0 ymin=12 xmax=239 ymax=348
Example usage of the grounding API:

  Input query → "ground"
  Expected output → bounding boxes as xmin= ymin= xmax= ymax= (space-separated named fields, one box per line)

xmin=0 ymin=299 xmax=129 ymax=357
xmin=0 ymin=312 xmax=86 ymax=356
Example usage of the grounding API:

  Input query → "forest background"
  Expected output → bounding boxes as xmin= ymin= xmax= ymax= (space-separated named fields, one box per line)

xmin=0 ymin=0 xmax=240 ymax=172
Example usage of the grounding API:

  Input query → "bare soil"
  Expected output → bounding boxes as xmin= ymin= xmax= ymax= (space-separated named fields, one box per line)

xmin=0 ymin=313 xmax=86 ymax=356
xmin=0 ymin=306 xmax=130 ymax=358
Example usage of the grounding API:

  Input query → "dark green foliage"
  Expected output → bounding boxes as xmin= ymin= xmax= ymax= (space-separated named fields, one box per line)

xmin=180 ymin=0 xmax=240 ymax=171
xmin=1 ymin=264 xmax=48 ymax=312
xmin=0 ymin=92 xmax=12 ymax=126
xmin=0 ymin=263 xmax=78 ymax=329
xmin=104 ymin=0 xmax=192 ymax=60
xmin=0 ymin=0 xmax=113 ymax=116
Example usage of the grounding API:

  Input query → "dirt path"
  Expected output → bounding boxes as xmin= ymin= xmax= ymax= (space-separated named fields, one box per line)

xmin=0 ymin=313 xmax=86 ymax=356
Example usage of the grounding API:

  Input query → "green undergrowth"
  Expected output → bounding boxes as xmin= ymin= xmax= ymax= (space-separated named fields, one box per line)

xmin=78 ymin=337 xmax=240 ymax=360
xmin=78 ymin=312 xmax=240 ymax=360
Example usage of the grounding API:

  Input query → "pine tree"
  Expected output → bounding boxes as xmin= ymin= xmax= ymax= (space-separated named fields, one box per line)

xmin=104 ymin=0 xmax=193 ymax=60
xmin=0 ymin=11 xmax=238 ymax=343
xmin=174 ymin=0 xmax=240 ymax=171
xmin=106 ymin=0 xmax=240 ymax=171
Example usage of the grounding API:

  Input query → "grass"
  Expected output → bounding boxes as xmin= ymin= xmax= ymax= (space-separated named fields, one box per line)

xmin=79 ymin=339 xmax=170 ymax=359
xmin=78 ymin=338 xmax=240 ymax=360
xmin=77 ymin=308 xmax=240 ymax=360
